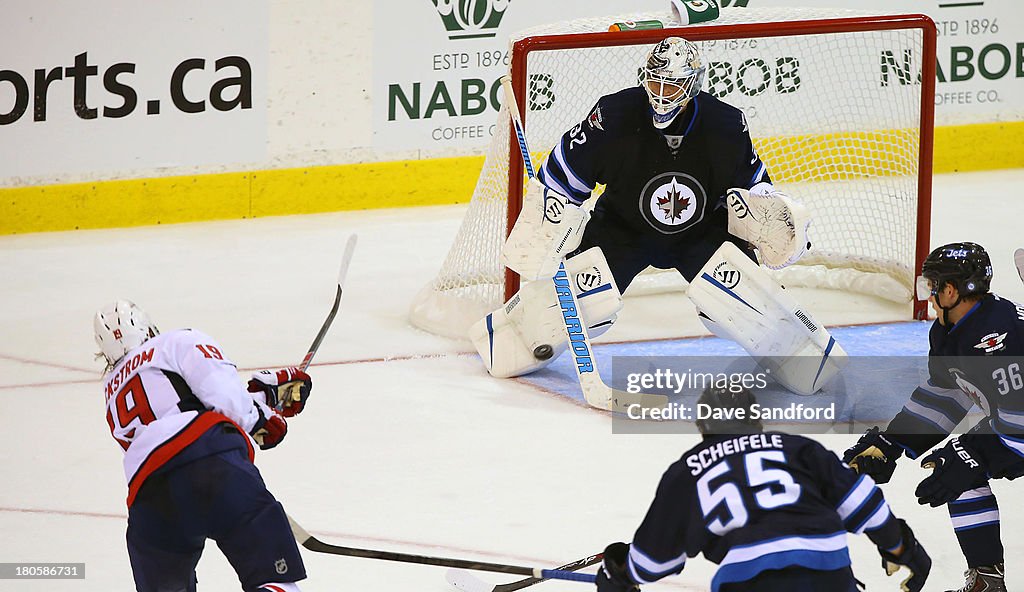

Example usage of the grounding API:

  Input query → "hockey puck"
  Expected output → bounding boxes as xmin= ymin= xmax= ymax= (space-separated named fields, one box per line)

xmin=533 ymin=344 xmax=554 ymax=360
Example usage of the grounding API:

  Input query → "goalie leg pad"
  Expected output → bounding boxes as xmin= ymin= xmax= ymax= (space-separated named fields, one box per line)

xmin=688 ymin=242 xmax=847 ymax=395
xmin=469 ymin=248 xmax=622 ymax=378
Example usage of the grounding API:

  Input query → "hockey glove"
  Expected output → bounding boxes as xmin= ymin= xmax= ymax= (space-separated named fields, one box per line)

xmin=248 ymin=367 xmax=312 ymax=417
xmin=250 ymin=400 xmax=288 ymax=450
xmin=842 ymin=427 xmax=904 ymax=484
xmin=878 ymin=519 xmax=931 ymax=592
xmin=502 ymin=180 xmax=589 ymax=280
xmin=595 ymin=542 xmax=639 ymax=592
xmin=915 ymin=437 xmax=986 ymax=507
xmin=725 ymin=187 xmax=810 ymax=270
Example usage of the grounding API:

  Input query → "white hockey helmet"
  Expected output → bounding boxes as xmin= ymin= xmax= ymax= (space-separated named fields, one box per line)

xmin=94 ymin=300 xmax=159 ymax=366
xmin=638 ymin=37 xmax=706 ymax=129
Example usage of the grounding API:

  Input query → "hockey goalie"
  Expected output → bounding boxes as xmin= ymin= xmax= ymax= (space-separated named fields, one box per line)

xmin=468 ymin=36 xmax=847 ymax=396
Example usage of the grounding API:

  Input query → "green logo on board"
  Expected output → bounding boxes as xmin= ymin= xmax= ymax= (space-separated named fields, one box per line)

xmin=431 ymin=0 xmax=510 ymax=40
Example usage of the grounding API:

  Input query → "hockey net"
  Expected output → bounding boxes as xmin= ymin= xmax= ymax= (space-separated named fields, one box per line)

xmin=411 ymin=7 xmax=935 ymax=339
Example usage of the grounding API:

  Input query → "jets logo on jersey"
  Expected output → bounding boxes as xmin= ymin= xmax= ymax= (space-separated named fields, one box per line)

xmin=974 ymin=332 xmax=1008 ymax=353
xmin=639 ymin=172 xmax=707 ymax=234
xmin=950 ymin=367 xmax=992 ymax=416
xmin=587 ymin=105 xmax=604 ymax=131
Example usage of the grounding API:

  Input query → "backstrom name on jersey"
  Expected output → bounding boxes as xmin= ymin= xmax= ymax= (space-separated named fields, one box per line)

xmin=105 ymin=347 xmax=155 ymax=398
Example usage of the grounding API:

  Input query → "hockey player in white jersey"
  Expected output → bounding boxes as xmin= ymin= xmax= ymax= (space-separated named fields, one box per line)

xmin=95 ymin=300 xmax=311 ymax=592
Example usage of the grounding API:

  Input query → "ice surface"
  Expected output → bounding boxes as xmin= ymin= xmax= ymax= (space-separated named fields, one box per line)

xmin=2 ymin=170 xmax=1023 ymax=590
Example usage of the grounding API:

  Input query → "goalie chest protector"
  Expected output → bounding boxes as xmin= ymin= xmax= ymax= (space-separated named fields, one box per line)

xmin=542 ymin=87 xmax=769 ymax=245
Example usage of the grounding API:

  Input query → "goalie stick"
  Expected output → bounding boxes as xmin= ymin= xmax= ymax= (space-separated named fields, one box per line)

xmin=446 ymin=552 xmax=602 ymax=592
xmin=287 ymin=515 xmax=595 ymax=583
xmin=500 ymin=75 xmax=668 ymax=413
xmin=299 ymin=233 xmax=358 ymax=371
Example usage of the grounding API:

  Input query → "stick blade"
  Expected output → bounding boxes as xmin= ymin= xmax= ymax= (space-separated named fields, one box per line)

xmin=446 ymin=569 xmax=496 ymax=592
xmin=577 ymin=373 xmax=614 ymax=411
xmin=298 ymin=234 xmax=359 ymax=372
xmin=577 ymin=372 xmax=670 ymax=412
xmin=287 ymin=514 xmax=314 ymax=547
xmin=338 ymin=234 xmax=359 ymax=287
xmin=612 ymin=389 xmax=669 ymax=413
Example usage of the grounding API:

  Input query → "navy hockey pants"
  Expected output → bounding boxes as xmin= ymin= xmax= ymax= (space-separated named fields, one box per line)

xmin=718 ymin=566 xmax=858 ymax=592
xmin=571 ymin=205 xmax=756 ymax=293
xmin=127 ymin=443 xmax=305 ymax=592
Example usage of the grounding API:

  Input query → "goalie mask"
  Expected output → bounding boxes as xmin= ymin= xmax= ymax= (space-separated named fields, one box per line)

xmin=638 ymin=37 xmax=706 ymax=130
xmin=94 ymin=300 xmax=159 ymax=367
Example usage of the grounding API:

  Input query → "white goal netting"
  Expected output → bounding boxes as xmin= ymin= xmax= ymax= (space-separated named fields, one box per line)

xmin=411 ymin=7 xmax=934 ymax=339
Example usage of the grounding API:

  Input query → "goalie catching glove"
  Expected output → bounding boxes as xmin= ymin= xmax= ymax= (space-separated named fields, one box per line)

xmin=502 ymin=179 xmax=589 ymax=280
xmin=248 ymin=367 xmax=312 ymax=417
xmin=725 ymin=185 xmax=810 ymax=269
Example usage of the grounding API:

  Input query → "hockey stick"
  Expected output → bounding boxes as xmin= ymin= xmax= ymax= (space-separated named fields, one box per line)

xmin=446 ymin=552 xmax=602 ymax=592
xmin=500 ymin=75 xmax=667 ymax=413
xmin=252 ymin=234 xmax=357 ymax=436
xmin=287 ymin=515 xmax=595 ymax=583
xmin=298 ymin=234 xmax=358 ymax=371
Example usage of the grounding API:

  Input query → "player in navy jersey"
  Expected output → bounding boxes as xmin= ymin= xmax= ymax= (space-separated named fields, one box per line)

xmin=595 ymin=386 xmax=930 ymax=592
xmin=95 ymin=300 xmax=312 ymax=592
xmin=844 ymin=242 xmax=1023 ymax=592
xmin=472 ymin=37 xmax=847 ymax=397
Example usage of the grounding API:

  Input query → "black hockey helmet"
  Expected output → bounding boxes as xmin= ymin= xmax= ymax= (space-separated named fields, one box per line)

xmin=695 ymin=385 xmax=763 ymax=436
xmin=919 ymin=242 xmax=992 ymax=299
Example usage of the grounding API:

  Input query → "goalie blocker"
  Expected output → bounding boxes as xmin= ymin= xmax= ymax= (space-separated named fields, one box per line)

xmin=470 ymin=247 xmax=622 ymax=378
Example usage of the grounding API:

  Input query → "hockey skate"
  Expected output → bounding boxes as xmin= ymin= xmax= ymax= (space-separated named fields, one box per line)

xmin=947 ymin=564 xmax=1005 ymax=592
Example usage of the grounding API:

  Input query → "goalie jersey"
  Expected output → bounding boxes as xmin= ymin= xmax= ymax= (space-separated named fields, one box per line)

xmin=102 ymin=329 xmax=267 ymax=506
xmin=538 ymin=87 xmax=769 ymax=244
xmin=886 ymin=294 xmax=1024 ymax=478
xmin=626 ymin=433 xmax=901 ymax=592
